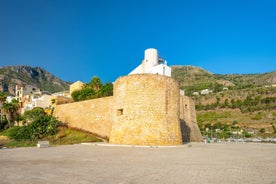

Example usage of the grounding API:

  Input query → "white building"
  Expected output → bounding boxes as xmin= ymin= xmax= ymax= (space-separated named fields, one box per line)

xmin=6 ymin=96 xmax=16 ymax=103
xmin=200 ymin=89 xmax=213 ymax=95
xmin=129 ymin=48 xmax=171 ymax=77
xmin=23 ymin=93 xmax=52 ymax=112
xmin=15 ymin=85 xmax=40 ymax=102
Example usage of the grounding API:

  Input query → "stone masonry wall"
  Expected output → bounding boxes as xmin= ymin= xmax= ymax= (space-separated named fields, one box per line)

xmin=180 ymin=96 xmax=202 ymax=142
xmin=54 ymin=96 xmax=114 ymax=138
xmin=109 ymin=74 xmax=182 ymax=145
xmin=54 ymin=74 xmax=201 ymax=145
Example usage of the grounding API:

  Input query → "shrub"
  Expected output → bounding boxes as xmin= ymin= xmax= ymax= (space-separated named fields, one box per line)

xmin=71 ymin=77 xmax=113 ymax=102
xmin=4 ymin=114 xmax=59 ymax=140
xmin=0 ymin=117 xmax=8 ymax=130
xmin=251 ymin=112 xmax=262 ymax=120
xmin=260 ymin=128 xmax=265 ymax=133
xmin=22 ymin=107 xmax=46 ymax=124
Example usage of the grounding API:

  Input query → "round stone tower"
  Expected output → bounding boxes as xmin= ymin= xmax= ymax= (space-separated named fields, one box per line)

xmin=109 ymin=74 xmax=182 ymax=146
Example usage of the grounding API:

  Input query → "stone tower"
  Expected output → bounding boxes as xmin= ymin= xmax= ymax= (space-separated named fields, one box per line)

xmin=109 ymin=74 xmax=183 ymax=145
xmin=180 ymin=96 xmax=203 ymax=142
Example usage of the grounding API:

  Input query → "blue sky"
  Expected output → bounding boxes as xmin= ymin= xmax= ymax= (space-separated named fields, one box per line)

xmin=0 ymin=0 xmax=275 ymax=83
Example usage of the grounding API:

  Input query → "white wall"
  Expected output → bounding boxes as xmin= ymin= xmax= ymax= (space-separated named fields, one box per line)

xmin=129 ymin=49 xmax=171 ymax=77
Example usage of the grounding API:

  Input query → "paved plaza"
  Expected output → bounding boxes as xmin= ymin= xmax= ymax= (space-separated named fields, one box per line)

xmin=1 ymin=142 xmax=276 ymax=184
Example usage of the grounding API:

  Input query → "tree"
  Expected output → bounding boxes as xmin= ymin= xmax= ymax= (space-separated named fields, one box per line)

xmin=271 ymin=124 xmax=276 ymax=134
xmin=99 ymin=82 xmax=113 ymax=97
xmin=0 ymin=92 xmax=7 ymax=125
xmin=2 ymin=99 xmax=20 ymax=128
xmin=22 ymin=107 xmax=46 ymax=125
xmin=5 ymin=109 xmax=60 ymax=140
xmin=72 ymin=76 xmax=113 ymax=102
xmin=86 ymin=76 xmax=103 ymax=91
xmin=0 ymin=92 xmax=7 ymax=104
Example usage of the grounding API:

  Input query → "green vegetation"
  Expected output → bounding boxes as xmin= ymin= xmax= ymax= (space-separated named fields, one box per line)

xmin=272 ymin=124 xmax=276 ymax=133
xmin=251 ymin=112 xmax=263 ymax=120
xmin=4 ymin=109 xmax=59 ymax=140
xmin=3 ymin=139 xmax=37 ymax=147
xmin=260 ymin=128 xmax=265 ymax=133
xmin=197 ymin=112 xmax=232 ymax=124
xmin=1 ymin=126 xmax=102 ymax=148
xmin=0 ymin=91 xmax=8 ymax=129
xmin=197 ymin=109 xmax=276 ymax=138
xmin=22 ymin=107 xmax=46 ymax=124
xmin=1 ymin=98 xmax=20 ymax=128
xmin=0 ymin=108 xmax=102 ymax=148
xmin=172 ymin=65 xmax=275 ymax=97
xmin=172 ymin=66 xmax=276 ymax=139
xmin=215 ymin=72 xmax=275 ymax=88
xmin=71 ymin=76 xmax=113 ymax=102
xmin=195 ymin=94 xmax=276 ymax=113
xmin=199 ymin=121 xmax=254 ymax=139
xmin=50 ymin=126 xmax=102 ymax=145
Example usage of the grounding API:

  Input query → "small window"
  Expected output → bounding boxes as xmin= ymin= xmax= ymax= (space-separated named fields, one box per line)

xmin=117 ymin=109 xmax=123 ymax=116
xmin=185 ymin=104 xmax=188 ymax=108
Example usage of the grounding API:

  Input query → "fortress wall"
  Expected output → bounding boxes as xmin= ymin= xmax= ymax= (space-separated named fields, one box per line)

xmin=54 ymin=96 xmax=114 ymax=138
xmin=180 ymin=96 xmax=202 ymax=142
xmin=54 ymin=74 xmax=201 ymax=145
xmin=109 ymin=74 xmax=182 ymax=145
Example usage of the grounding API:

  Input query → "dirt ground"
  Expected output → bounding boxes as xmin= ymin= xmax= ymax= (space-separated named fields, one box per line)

xmin=0 ymin=142 xmax=276 ymax=184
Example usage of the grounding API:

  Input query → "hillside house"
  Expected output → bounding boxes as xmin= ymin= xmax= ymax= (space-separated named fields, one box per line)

xmin=15 ymin=85 xmax=41 ymax=102
xmin=201 ymin=89 xmax=213 ymax=95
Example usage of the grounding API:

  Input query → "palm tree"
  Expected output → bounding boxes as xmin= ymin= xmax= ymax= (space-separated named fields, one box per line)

xmin=0 ymin=92 xmax=7 ymax=124
xmin=2 ymin=99 xmax=20 ymax=128
xmin=87 ymin=76 xmax=103 ymax=91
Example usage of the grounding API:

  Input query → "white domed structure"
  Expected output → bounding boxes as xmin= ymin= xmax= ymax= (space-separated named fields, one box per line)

xmin=129 ymin=48 xmax=171 ymax=77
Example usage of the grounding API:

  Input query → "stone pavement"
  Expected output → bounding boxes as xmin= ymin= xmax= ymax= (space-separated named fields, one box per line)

xmin=0 ymin=143 xmax=276 ymax=184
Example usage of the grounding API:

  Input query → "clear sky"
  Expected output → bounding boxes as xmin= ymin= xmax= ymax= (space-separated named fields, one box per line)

xmin=0 ymin=0 xmax=275 ymax=83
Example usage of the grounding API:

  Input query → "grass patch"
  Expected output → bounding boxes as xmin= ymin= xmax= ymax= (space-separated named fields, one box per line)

xmin=49 ymin=126 xmax=102 ymax=145
xmin=5 ymin=140 xmax=37 ymax=148
xmin=197 ymin=111 xmax=232 ymax=123
xmin=251 ymin=112 xmax=263 ymax=120
xmin=0 ymin=126 xmax=102 ymax=148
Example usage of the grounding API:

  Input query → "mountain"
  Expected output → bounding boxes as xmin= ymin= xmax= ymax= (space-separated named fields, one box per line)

xmin=171 ymin=65 xmax=276 ymax=96
xmin=0 ymin=66 xmax=70 ymax=95
xmin=171 ymin=65 xmax=276 ymax=136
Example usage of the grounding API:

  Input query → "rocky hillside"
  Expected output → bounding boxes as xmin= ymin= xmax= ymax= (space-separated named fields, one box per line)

xmin=171 ymin=65 xmax=276 ymax=136
xmin=172 ymin=65 xmax=276 ymax=95
xmin=0 ymin=66 xmax=70 ymax=95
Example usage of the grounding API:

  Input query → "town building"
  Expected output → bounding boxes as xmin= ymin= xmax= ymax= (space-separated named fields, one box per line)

xmin=69 ymin=81 xmax=84 ymax=95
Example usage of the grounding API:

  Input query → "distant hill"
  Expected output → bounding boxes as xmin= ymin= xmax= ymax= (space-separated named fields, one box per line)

xmin=0 ymin=66 xmax=70 ymax=95
xmin=215 ymin=72 xmax=276 ymax=87
xmin=171 ymin=65 xmax=276 ymax=96
xmin=171 ymin=65 xmax=276 ymax=135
